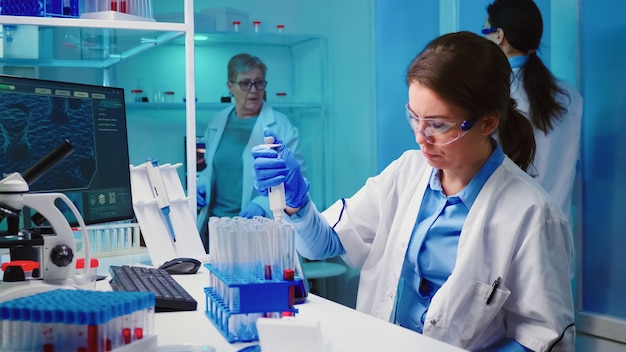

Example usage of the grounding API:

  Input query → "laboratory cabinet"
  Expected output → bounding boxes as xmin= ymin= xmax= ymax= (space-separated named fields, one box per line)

xmin=120 ymin=30 xmax=329 ymax=208
xmin=0 ymin=6 xmax=330 ymax=210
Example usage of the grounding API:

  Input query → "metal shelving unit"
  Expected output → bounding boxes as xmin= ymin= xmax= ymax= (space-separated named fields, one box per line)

xmin=0 ymin=1 xmax=199 ymax=207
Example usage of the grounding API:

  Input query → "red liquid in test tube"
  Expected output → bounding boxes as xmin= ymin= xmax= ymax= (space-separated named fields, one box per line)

xmin=110 ymin=0 xmax=128 ymax=13
xmin=265 ymin=264 xmax=272 ymax=280
xmin=282 ymin=268 xmax=295 ymax=316
xmin=88 ymin=325 xmax=98 ymax=351
xmin=123 ymin=328 xmax=132 ymax=344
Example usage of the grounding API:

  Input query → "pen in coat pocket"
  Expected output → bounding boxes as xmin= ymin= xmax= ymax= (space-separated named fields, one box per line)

xmin=486 ymin=277 xmax=501 ymax=305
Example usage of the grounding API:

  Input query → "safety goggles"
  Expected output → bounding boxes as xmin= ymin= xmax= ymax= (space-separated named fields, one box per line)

xmin=481 ymin=27 xmax=499 ymax=35
xmin=405 ymin=103 xmax=475 ymax=146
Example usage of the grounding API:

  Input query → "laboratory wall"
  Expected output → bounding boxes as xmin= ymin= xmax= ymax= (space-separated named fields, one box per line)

xmin=576 ymin=0 xmax=626 ymax=349
xmin=374 ymin=1 xmax=438 ymax=172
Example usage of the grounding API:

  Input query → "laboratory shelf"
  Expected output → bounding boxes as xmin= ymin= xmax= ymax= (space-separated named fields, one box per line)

xmin=175 ymin=31 xmax=323 ymax=47
xmin=0 ymin=15 xmax=186 ymax=31
xmin=126 ymin=102 xmax=324 ymax=111
xmin=0 ymin=15 xmax=186 ymax=68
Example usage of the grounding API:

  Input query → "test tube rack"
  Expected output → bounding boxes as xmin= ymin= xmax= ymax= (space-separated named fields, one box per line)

xmin=203 ymin=263 xmax=301 ymax=343
xmin=0 ymin=289 xmax=156 ymax=352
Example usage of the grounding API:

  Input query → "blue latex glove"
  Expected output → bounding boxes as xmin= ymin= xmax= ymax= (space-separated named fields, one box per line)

xmin=197 ymin=183 xmax=207 ymax=208
xmin=238 ymin=202 xmax=266 ymax=218
xmin=252 ymin=128 xmax=309 ymax=208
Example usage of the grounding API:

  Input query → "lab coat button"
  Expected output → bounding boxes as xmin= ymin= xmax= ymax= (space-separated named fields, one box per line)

xmin=400 ymin=242 xmax=407 ymax=248
xmin=430 ymin=319 xmax=437 ymax=326
xmin=387 ymin=291 xmax=394 ymax=298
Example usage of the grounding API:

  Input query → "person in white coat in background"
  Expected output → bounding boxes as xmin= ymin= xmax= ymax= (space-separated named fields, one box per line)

xmin=251 ymin=32 xmax=574 ymax=351
xmin=196 ymin=53 xmax=305 ymax=253
xmin=483 ymin=0 xmax=583 ymax=222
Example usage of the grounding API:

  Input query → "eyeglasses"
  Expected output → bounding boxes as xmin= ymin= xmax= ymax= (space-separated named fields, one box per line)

xmin=230 ymin=80 xmax=267 ymax=91
xmin=481 ymin=27 xmax=499 ymax=35
xmin=405 ymin=104 xmax=475 ymax=145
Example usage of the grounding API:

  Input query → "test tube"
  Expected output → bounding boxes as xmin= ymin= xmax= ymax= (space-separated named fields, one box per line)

xmin=232 ymin=21 xmax=241 ymax=32
xmin=279 ymin=223 xmax=296 ymax=274
xmin=277 ymin=24 xmax=285 ymax=34
xmin=257 ymin=219 xmax=275 ymax=280
xmin=253 ymin=21 xmax=261 ymax=33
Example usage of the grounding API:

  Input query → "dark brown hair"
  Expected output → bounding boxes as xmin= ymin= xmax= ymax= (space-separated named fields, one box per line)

xmin=406 ymin=31 xmax=535 ymax=171
xmin=487 ymin=0 xmax=569 ymax=134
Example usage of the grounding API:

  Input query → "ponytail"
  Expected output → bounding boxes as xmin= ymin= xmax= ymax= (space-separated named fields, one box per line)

xmin=522 ymin=54 xmax=569 ymax=134
xmin=498 ymin=98 xmax=536 ymax=173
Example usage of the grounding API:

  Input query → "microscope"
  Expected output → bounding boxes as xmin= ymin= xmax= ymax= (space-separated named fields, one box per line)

xmin=0 ymin=140 xmax=91 ymax=302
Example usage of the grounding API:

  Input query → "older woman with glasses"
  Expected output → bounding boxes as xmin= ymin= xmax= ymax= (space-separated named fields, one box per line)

xmin=251 ymin=32 xmax=574 ymax=351
xmin=196 ymin=53 xmax=306 ymax=253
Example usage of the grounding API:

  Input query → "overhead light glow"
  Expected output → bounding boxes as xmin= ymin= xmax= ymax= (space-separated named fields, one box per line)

xmin=194 ymin=34 xmax=209 ymax=41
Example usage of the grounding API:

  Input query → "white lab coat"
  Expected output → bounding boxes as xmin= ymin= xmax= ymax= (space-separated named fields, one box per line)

xmin=197 ymin=103 xmax=305 ymax=233
xmin=511 ymin=68 xmax=583 ymax=222
xmin=322 ymin=150 xmax=574 ymax=351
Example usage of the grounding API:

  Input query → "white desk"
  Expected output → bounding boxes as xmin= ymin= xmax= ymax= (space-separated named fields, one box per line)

xmin=0 ymin=252 xmax=466 ymax=352
xmin=95 ymin=260 xmax=466 ymax=352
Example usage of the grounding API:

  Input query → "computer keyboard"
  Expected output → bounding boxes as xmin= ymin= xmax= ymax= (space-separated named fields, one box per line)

xmin=109 ymin=265 xmax=198 ymax=312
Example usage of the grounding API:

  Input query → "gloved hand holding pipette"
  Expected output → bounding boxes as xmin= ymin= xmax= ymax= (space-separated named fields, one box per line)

xmin=252 ymin=129 xmax=310 ymax=211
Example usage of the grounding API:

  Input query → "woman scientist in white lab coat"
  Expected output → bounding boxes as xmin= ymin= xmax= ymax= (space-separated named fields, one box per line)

xmin=483 ymin=0 xmax=583 ymax=222
xmin=251 ymin=32 xmax=574 ymax=351
xmin=196 ymin=53 xmax=305 ymax=253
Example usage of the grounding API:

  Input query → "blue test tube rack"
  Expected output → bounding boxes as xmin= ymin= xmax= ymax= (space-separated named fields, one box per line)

xmin=0 ymin=0 xmax=81 ymax=17
xmin=203 ymin=263 xmax=301 ymax=343
xmin=0 ymin=289 xmax=155 ymax=351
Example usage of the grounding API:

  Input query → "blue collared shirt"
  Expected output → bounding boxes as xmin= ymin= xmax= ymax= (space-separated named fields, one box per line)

xmin=509 ymin=55 xmax=528 ymax=69
xmin=395 ymin=145 xmax=505 ymax=332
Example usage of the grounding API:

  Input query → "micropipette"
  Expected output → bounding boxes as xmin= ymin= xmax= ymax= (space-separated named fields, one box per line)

xmin=261 ymin=136 xmax=287 ymax=221
xmin=145 ymin=160 xmax=176 ymax=242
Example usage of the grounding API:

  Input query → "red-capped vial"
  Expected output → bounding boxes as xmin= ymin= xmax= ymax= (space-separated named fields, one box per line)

xmin=131 ymin=89 xmax=143 ymax=102
xmin=276 ymin=92 xmax=287 ymax=102
xmin=253 ymin=21 xmax=261 ymax=33
xmin=75 ymin=258 xmax=99 ymax=270
xmin=277 ymin=24 xmax=285 ymax=34
xmin=164 ymin=91 xmax=175 ymax=102
xmin=232 ymin=21 xmax=241 ymax=32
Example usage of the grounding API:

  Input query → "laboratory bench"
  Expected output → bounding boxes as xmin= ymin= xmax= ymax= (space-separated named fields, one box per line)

xmin=95 ymin=253 xmax=465 ymax=351
xmin=0 ymin=251 xmax=466 ymax=351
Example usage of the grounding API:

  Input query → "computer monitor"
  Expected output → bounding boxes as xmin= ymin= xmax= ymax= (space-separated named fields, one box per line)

xmin=0 ymin=75 xmax=134 ymax=231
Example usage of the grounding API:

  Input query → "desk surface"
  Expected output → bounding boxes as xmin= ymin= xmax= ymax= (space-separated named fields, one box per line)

xmin=92 ymin=254 xmax=465 ymax=352
xmin=15 ymin=253 xmax=463 ymax=352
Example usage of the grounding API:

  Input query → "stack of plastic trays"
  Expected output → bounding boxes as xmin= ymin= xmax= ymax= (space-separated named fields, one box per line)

xmin=0 ymin=289 xmax=155 ymax=351
xmin=205 ymin=216 xmax=301 ymax=342
xmin=74 ymin=223 xmax=142 ymax=256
